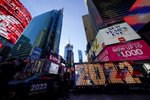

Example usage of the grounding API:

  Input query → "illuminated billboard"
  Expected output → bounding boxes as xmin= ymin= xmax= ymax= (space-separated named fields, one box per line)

xmin=91 ymin=22 xmax=141 ymax=57
xmin=124 ymin=0 xmax=150 ymax=31
xmin=0 ymin=0 xmax=31 ymax=44
xmin=75 ymin=62 xmax=141 ymax=86
xmin=49 ymin=50 xmax=61 ymax=64
xmin=98 ymin=40 xmax=150 ymax=62
xmin=49 ymin=62 xmax=59 ymax=74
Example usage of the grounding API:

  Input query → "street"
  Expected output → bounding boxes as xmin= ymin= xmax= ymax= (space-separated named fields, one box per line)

xmin=57 ymin=91 xmax=150 ymax=100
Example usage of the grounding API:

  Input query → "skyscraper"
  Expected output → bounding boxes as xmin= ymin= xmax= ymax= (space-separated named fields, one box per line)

xmin=78 ymin=50 xmax=83 ymax=63
xmin=0 ymin=0 xmax=31 ymax=57
xmin=64 ymin=42 xmax=74 ymax=67
xmin=82 ymin=14 xmax=96 ymax=54
xmin=10 ymin=35 xmax=32 ymax=59
xmin=10 ymin=9 xmax=63 ymax=59
xmin=86 ymin=0 xmax=136 ymax=33
xmin=82 ymin=14 xmax=96 ymax=43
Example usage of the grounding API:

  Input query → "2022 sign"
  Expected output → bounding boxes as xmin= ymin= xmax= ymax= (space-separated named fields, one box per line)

xmin=75 ymin=62 xmax=141 ymax=86
xmin=30 ymin=83 xmax=47 ymax=92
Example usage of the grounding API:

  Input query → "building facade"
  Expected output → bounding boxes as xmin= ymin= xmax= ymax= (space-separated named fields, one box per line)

xmin=10 ymin=9 xmax=63 ymax=59
xmin=86 ymin=0 xmax=136 ymax=33
xmin=10 ymin=35 xmax=32 ymax=59
xmin=64 ymin=43 xmax=74 ymax=68
xmin=82 ymin=14 xmax=96 ymax=56
xmin=82 ymin=14 xmax=96 ymax=43
xmin=78 ymin=50 xmax=83 ymax=63
xmin=84 ymin=0 xmax=136 ymax=62
xmin=0 ymin=0 xmax=31 ymax=57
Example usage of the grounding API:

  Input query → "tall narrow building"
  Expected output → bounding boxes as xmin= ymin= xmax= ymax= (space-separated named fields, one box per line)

xmin=10 ymin=9 xmax=63 ymax=59
xmin=64 ymin=41 xmax=74 ymax=68
xmin=82 ymin=14 xmax=96 ymax=43
xmin=78 ymin=50 xmax=83 ymax=63
xmin=82 ymin=14 xmax=96 ymax=54
xmin=82 ymin=14 xmax=97 ymax=62
xmin=9 ymin=35 xmax=32 ymax=59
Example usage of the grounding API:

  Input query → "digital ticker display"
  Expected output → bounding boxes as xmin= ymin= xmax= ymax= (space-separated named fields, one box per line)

xmin=75 ymin=62 xmax=141 ymax=86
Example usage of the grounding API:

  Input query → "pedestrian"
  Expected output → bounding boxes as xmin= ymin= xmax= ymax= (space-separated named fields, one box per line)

xmin=0 ymin=58 xmax=17 ymax=98
xmin=13 ymin=59 xmax=27 ymax=80
xmin=0 ymin=58 xmax=26 ymax=99
xmin=63 ymin=68 xmax=70 ymax=98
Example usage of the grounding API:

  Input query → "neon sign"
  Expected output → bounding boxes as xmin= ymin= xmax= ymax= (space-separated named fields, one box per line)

xmin=49 ymin=54 xmax=60 ymax=64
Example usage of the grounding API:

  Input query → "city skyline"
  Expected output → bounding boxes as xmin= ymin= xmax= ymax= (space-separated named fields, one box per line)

xmin=20 ymin=0 xmax=88 ymax=62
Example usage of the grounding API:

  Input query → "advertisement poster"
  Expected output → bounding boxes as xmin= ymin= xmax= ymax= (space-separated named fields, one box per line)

xmin=91 ymin=22 xmax=141 ymax=57
xmin=98 ymin=40 xmax=150 ymax=62
xmin=0 ymin=0 xmax=31 ymax=28
xmin=49 ymin=62 xmax=59 ymax=74
xmin=49 ymin=51 xmax=61 ymax=64
xmin=0 ymin=13 xmax=23 ymax=44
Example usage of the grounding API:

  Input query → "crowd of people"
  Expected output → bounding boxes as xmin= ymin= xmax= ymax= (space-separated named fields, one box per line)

xmin=0 ymin=56 xmax=74 ymax=100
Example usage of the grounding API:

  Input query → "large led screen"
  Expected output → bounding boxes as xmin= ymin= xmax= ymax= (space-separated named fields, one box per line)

xmin=124 ymin=0 xmax=150 ymax=31
xmin=49 ymin=62 xmax=59 ymax=74
xmin=0 ymin=0 xmax=31 ymax=44
xmin=98 ymin=40 xmax=150 ymax=62
xmin=90 ymin=22 xmax=141 ymax=57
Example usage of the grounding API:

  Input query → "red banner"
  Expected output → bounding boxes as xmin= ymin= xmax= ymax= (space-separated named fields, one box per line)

xmin=98 ymin=40 xmax=150 ymax=62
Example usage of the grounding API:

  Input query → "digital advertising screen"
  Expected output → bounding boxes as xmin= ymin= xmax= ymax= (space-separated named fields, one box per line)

xmin=124 ymin=0 xmax=150 ymax=31
xmin=49 ymin=62 xmax=59 ymax=74
xmin=98 ymin=40 xmax=150 ymax=62
xmin=91 ymin=22 xmax=141 ymax=57
xmin=49 ymin=50 xmax=61 ymax=64
xmin=0 ymin=0 xmax=31 ymax=44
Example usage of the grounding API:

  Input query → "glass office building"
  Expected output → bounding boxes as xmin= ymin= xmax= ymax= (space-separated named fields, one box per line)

xmin=10 ymin=9 xmax=63 ymax=59
xmin=64 ymin=43 xmax=74 ymax=68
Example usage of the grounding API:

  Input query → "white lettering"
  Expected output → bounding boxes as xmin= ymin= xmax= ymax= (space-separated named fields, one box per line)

xmin=30 ymin=83 xmax=47 ymax=92
xmin=121 ymin=49 xmax=143 ymax=57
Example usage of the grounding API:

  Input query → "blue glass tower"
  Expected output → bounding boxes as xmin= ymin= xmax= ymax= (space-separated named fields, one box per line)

xmin=10 ymin=9 xmax=63 ymax=59
xmin=64 ymin=42 xmax=74 ymax=68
